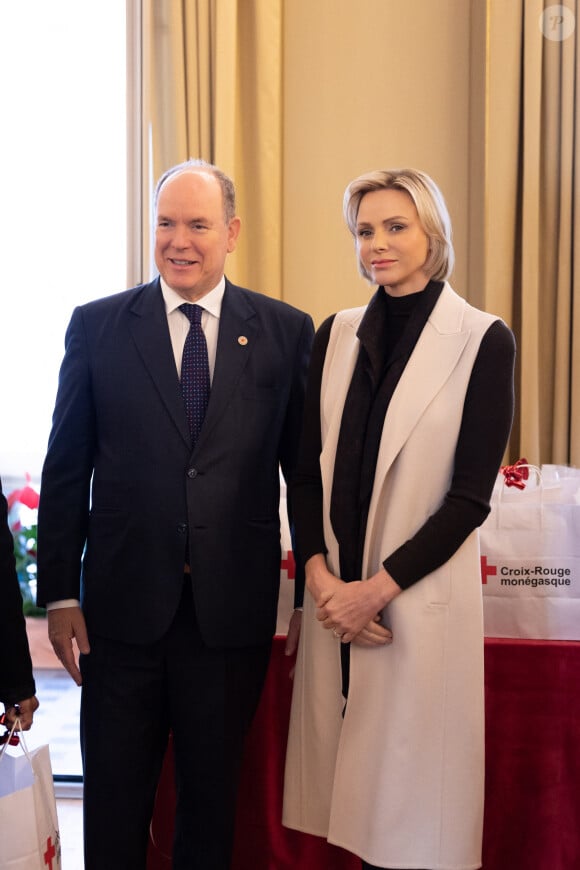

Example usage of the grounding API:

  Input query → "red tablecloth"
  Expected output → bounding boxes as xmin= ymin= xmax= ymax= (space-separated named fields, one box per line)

xmin=482 ymin=638 xmax=580 ymax=869
xmin=148 ymin=637 xmax=580 ymax=870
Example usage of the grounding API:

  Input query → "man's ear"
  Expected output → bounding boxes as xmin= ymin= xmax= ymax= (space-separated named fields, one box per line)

xmin=227 ymin=216 xmax=242 ymax=252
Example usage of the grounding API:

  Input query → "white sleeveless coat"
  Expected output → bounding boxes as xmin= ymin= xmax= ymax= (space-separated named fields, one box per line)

xmin=283 ymin=284 xmax=498 ymax=870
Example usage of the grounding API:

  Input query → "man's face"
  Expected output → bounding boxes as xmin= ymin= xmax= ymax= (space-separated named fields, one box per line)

xmin=154 ymin=170 xmax=240 ymax=302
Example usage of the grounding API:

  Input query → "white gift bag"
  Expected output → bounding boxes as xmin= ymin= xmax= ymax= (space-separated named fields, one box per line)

xmin=480 ymin=463 xmax=580 ymax=640
xmin=0 ymin=721 xmax=61 ymax=869
xmin=276 ymin=475 xmax=296 ymax=635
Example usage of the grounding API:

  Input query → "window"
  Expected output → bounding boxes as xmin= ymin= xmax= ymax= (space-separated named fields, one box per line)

xmin=0 ymin=0 xmax=129 ymax=481
xmin=0 ymin=0 xmax=132 ymax=784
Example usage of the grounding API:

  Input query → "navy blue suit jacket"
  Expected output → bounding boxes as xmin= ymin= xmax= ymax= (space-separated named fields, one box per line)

xmin=37 ymin=278 xmax=314 ymax=647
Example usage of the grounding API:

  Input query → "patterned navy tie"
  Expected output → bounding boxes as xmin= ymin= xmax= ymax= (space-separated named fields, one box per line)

xmin=179 ymin=303 xmax=210 ymax=445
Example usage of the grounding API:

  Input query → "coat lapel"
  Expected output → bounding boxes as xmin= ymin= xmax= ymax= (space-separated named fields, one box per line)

xmin=370 ymin=283 xmax=470 ymax=497
xmin=127 ymin=279 xmax=191 ymax=449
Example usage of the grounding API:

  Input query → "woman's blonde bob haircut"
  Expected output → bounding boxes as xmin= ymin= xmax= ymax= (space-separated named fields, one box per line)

xmin=343 ymin=168 xmax=454 ymax=282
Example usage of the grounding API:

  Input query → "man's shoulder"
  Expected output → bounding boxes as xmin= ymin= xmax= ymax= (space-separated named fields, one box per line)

xmin=77 ymin=279 xmax=159 ymax=317
xmin=224 ymin=280 xmax=310 ymax=324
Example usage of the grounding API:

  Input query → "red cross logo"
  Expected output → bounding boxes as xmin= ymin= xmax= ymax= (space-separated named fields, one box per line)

xmin=44 ymin=836 xmax=56 ymax=869
xmin=280 ymin=550 xmax=296 ymax=579
xmin=480 ymin=555 xmax=497 ymax=585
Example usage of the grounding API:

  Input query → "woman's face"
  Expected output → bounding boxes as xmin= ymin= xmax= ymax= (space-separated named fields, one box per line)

xmin=355 ymin=188 xmax=430 ymax=296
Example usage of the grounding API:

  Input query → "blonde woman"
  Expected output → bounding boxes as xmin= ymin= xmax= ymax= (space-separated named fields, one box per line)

xmin=284 ymin=169 xmax=515 ymax=870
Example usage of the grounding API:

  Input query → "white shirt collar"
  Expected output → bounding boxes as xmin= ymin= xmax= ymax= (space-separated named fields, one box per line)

xmin=160 ymin=276 xmax=226 ymax=319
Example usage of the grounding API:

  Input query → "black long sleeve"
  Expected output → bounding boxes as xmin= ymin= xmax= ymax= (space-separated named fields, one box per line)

xmin=383 ymin=318 xmax=515 ymax=587
xmin=290 ymin=315 xmax=335 ymax=567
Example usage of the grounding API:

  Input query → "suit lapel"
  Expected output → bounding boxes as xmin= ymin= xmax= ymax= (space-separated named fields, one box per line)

xmin=193 ymin=281 xmax=259 ymax=453
xmin=126 ymin=278 xmax=260 ymax=455
xmin=127 ymin=279 xmax=191 ymax=449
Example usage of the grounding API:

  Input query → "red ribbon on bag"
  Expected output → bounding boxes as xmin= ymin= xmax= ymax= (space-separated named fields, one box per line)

xmin=0 ymin=713 xmax=20 ymax=745
xmin=500 ymin=458 xmax=530 ymax=490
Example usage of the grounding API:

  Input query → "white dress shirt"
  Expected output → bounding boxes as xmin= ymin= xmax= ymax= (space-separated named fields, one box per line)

xmin=160 ymin=276 xmax=225 ymax=382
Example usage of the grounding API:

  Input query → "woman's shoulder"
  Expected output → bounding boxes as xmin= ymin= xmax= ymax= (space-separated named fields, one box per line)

xmin=480 ymin=318 xmax=516 ymax=355
xmin=314 ymin=303 xmax=368 ymax=354
xmin=443 ymin=284 xmax=515 ymax=347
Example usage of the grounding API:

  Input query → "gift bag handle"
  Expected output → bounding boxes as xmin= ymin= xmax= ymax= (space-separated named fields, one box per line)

xmin=0 ymin=718 xmax=50 ymax=787
xmin=488 ymin=461 xmax=544 ymax=531
xmin=0 ymin=717 xmax=32 ymax=764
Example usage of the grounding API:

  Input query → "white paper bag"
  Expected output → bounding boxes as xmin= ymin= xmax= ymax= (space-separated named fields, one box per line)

xmin=480 ymin=465 xmax=580 ymax=640
xmin=276 ymin=478 xmax=295 ymax=635
xmin=0 ymin=723 xmax=61 ymax=869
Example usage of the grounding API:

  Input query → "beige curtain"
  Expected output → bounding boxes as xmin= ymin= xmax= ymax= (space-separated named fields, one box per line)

xmin=140 ymin=0 xmax=283 ymax=297
xmin=139 ymin=0 xmax=580 ymax=465
xmin=483 ymin=0 xmax=580 ymax=465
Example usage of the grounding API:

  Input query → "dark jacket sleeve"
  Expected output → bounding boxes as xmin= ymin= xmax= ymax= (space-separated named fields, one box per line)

xmin=36 ymin=305 xmax=96 ymax=608
xmin=278 ymin=312 xmax=316 ymax=607
xmin=290 ymin=315 xmax=335 ymax=567
xmin=0 ymin=477 xmax=36 ymax=705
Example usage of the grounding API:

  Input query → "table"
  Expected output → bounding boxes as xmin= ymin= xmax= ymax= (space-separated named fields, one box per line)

xmin=482 ymin=638 xmax=580 ymax=869
xmin=147 ymin=637 xmax=580 ymax=870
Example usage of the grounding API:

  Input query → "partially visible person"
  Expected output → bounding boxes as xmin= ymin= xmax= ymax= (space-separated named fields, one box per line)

xmin=0 ymin=476 xmax=39 ymax=730
xmin=284 ymin=168 xmax=515 ymax=870
xmin=37 ymin=159 xmax=313 ymax=869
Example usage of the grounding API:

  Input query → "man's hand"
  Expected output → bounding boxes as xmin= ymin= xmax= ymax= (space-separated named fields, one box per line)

xmin=284 ymin=609 xmax=303 ymax=679
xmin=3 ymin=695 xmax=40 ymax=730
xmin=48 ymin=606 xmax=90 ymax=685
xmin=285 ymin=608 xmax=302 ymax=657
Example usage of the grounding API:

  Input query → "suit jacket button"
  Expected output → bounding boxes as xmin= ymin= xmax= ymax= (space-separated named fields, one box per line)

xmin=187 ymin=468 xmax=197 ymax=479
xmin=177 ymin=523 xmax=188 ymax=535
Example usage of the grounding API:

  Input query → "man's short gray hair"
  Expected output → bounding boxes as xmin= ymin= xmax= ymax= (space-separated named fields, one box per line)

xmin=154 ymin=159 xmax=237 ymax=223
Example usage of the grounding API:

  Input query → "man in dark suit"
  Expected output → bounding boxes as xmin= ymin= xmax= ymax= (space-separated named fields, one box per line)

xmin=0 ymin=476 xmax=38 ymax=730
xmin=36 ymin=160 xmax=314 ymax=869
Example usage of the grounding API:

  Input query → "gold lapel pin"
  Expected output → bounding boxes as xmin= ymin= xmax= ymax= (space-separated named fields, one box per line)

xmin=238 ymin=335 xmax=248 ymax=346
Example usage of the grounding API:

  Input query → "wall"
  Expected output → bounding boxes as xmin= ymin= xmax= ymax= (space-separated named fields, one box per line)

xmin=282 ymin=0 xmax=477 ymax=326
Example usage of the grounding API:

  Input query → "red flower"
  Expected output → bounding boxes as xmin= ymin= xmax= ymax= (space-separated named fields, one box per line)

xmin=7 ymin=473 xmax=40 ymax=510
